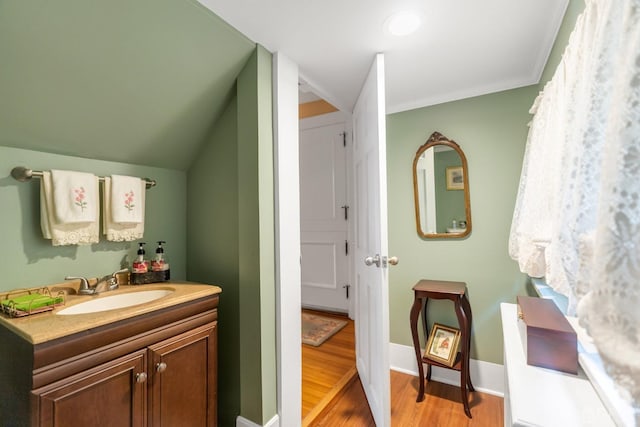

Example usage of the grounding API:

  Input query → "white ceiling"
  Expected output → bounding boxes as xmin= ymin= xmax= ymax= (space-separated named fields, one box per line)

xmin=197 ymin=0 xmax=569 ymax=113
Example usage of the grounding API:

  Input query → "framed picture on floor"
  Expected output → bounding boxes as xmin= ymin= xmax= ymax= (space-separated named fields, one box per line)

xmin=424 ymin=323 xmax=461 ymax=367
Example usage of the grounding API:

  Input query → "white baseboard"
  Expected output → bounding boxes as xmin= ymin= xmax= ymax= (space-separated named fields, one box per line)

xmin=301 ymin=303 xmax=348 ymax=315
xmin=390 ymin=342 xmax=505 ymax=397
xmin=236 ymin=414 xmax=280 ymax=427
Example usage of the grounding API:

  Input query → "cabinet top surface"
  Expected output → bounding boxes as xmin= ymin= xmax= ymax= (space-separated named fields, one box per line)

xmin=0 ymin=282 xmax=221 ymax=344
xmin=501 ymin=303 xmax=614 ymax=427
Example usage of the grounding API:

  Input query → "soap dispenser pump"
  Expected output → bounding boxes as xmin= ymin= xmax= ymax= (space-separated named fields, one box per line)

xmin=152 ymin=240 xmax=170 ymax=280
xmin=132 ymin=242 xmax=148 ymax=273
xmin=152 ymin=241 xmax=165 ymax=271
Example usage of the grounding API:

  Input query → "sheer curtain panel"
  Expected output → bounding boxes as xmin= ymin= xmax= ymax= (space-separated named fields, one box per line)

xmin=509 ymin=0 xmax=640 ymax=421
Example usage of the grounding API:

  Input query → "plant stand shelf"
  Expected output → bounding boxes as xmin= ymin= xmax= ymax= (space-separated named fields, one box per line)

xmin=409 ymin=279 xmax=474 ymax=418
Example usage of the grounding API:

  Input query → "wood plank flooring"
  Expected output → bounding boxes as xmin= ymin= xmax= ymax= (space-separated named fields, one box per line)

xmin=310 ymin=370 xmax=504 ymax=427
xmin=302 ymin=308 xmax=503 ymax=426
xmin=302 ymin=309 xmax=356 ymax=425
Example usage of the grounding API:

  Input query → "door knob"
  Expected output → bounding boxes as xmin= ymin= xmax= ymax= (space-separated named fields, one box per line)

xmin=364 ymin=255 xmax=380 ymax=267
xmin=135 ymin=372 xmax=147 ymax=383
xmin=381 ymin=255 xmax=399 ymax=267
xmin=156 ymin=362 xmax=167 ymax=373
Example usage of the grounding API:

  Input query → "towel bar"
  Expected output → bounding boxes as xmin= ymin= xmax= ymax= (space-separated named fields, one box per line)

xmin=11 ymin=166 xmax=156 ymax=189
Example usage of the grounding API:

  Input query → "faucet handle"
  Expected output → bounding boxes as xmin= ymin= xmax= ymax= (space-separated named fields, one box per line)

xmin=105 ymin=277 xmax=119 ymax=291
xmin=64 ymin=276 xmax=92 ymax=294
xmin=111 ymin=268 xmax=130 ymax=288
xmin=112 ymin=268 xmax=129 ymax=278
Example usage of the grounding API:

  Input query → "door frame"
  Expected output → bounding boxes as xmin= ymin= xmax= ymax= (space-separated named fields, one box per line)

xmin=274 ymin=52 xmax=386 ymax=426
xmin=272 ymin=52 xmax=302 ymax=427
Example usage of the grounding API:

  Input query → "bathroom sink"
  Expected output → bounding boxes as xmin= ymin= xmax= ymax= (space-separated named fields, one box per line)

xmin=446 ymin=227 xmax=466 ymax=234
xmin=57 ymin=289 xmax=174 ymax=315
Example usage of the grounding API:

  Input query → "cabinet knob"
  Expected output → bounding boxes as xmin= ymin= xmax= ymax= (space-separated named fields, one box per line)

xmin=135 ymin=372 xmax=147 ymax=383
xmin=156 ymin=362 xmax=167 ymax=373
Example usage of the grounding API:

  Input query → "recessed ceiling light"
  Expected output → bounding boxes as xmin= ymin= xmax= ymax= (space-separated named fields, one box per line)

xmin=385 ymin=11 xmax=421 ymax=37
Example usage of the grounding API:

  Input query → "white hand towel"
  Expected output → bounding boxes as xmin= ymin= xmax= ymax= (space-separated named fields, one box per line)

xmin=111 ymin=175 xmax=144 ymax=224
xmin=51 ymin=169 xmax=98 ymax=224
xmin=40 ymin=177 xmax=52 ymax=240
xmin=103 ymin=177 xmax=145 ymax=241
xmin=41 ymin=171 xmax=99 ymax=246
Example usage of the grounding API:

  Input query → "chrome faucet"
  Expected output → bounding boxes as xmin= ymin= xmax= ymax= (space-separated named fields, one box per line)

xmin=64 ymin=276 xmax=94 ymax=295
xmin=65 ymin=268 xmax=129 ymax=295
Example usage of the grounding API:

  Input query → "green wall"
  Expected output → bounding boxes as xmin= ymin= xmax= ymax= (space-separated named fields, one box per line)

xmin=387 ymin=86 xmax=538 ymax=364
xmin=0 ymin=0 xmax=255 ymax=170
xmin=236 ymin=44 xmax=277 ymax=427
xmin=0 ymin=146 xmax=187 ymax=292
xmin=187 ymin=45 xmax=276 ymax=427
xmin=187 ymin=96 xmax=240 ymax=426
xmin=386 ymin=0 xmax=586 ymax=365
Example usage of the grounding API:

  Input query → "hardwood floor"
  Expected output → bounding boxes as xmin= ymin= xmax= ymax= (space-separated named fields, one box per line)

xmin=302 ymin=309 xmax=503 ymax=426
xmin=302 ymin=309 xmax=356 ymax=426
xmin=310 ymin=370 xmax=504 ymax=427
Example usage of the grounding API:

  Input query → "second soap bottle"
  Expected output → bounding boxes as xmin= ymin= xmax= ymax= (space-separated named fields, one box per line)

xmin=151 ymin=240 xmax=171 ymax=281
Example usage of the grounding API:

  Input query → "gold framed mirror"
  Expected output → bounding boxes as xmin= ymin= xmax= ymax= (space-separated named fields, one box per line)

xmin=413 ymin=132 xmax=471 ymax=238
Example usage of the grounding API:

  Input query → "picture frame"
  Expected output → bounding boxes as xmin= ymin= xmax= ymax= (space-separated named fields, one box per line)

xmin=446 ymin=166 xmax=464 ymax=190
xmin=424 ymin=323 xmax=461 ymax=367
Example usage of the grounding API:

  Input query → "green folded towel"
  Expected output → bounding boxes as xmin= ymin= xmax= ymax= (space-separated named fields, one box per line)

xmin=1 ymin=293 xmax=63 ymax=312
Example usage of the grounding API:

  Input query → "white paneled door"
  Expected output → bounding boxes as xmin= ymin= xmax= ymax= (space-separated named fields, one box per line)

xmin=300 ymin=121 xmax=349 ymax=312
xmin=353 ymin=53 xmax=391 ymax=426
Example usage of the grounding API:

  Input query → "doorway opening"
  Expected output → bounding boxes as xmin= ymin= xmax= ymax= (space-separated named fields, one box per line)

xmin=298 ymin=86 xmax=357 ymax=424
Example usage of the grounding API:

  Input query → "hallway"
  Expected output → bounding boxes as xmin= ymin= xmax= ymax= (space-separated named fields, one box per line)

xmin=301 ymin=309 xmax=356 ymax=426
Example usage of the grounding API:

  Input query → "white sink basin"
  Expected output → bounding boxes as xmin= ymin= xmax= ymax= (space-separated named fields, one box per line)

xmin=57 ymin=289 xmax=174 ymax=315
xmin=446 ymin=227 xmax=465 ymax=234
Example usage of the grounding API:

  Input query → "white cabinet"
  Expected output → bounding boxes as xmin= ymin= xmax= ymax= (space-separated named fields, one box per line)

xmin=501 ymin=303 xmax=615 ymax=427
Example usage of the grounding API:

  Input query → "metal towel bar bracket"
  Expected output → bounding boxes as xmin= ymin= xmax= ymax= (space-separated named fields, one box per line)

xmin=11 ymin=166 xmax=156 ymax=189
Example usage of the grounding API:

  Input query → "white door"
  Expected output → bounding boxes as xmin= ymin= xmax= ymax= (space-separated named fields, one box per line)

xmin=300 ymin=120 xmax=349 ymax=312
xmin=353 ymin=53 xmax=391 ymax=426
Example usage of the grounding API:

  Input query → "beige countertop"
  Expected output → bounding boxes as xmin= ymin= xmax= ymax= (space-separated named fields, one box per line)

xmin=0 ymin=281 xmax=221 ymax=345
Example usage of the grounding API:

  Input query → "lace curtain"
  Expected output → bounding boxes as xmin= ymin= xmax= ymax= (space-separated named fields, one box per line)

xmin=509 ymin=0 xmax=640 ymax=420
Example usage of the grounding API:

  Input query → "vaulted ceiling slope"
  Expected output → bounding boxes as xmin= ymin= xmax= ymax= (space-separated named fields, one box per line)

xmin=199 ymin=0 xmax=569 ymax=113
xmin=0 ymin=1 xmax=570 ymax=170
xmin=0 ymin=0 xmax=255 ymax=170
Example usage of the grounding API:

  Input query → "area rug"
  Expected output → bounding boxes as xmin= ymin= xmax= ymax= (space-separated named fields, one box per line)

xmin=302 ymin=312 xmax=348 ymax=347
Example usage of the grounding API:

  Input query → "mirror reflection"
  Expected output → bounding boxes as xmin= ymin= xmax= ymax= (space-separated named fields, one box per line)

xmin=413 ymin=132 xmax=471 ymax=238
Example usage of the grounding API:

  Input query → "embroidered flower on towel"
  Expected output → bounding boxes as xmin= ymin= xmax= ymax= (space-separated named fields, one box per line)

xmin=74 ymin=187 xmax=87 ymax=212
xmin=124 ymin=190 xmax=135 ymax=212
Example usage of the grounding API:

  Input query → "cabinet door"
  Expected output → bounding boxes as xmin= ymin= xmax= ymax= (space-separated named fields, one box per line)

xmin=33 ymin=350 xmax=147 ymax=427
xmin=148 ymin=322 xmax=217 ymax=427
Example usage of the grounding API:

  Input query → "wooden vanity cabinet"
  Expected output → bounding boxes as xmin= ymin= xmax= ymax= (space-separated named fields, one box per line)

xmin=0 ymin=294 xmax=218 ymax=427
xmin=148 ymin=323 xmax=217 ymax=426
xmin=33 ymin=349 xmax=148 ymax=427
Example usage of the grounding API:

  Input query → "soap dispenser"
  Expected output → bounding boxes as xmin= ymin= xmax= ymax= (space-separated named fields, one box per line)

xmin=151 ymin=240 xmax=170 ymax=281
xmin=132 ymin=242 xmax=148 ymax=273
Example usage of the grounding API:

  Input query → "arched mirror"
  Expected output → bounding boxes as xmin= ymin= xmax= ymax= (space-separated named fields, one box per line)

xmin=413 ymin=132 xmax=471 ymax=238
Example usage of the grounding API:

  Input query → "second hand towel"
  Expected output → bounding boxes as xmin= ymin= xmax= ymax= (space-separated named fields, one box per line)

xmin=103 ymin=177 xmax=145 ymax=241
xmin=111 ymin=175 xmax=144 ymax=224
